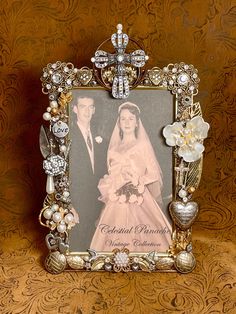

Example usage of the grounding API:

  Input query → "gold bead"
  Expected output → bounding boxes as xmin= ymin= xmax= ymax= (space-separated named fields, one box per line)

xmin=51 ymin=108 xmax=58 ymax=115
xmin=59 ymin=207 xmax=64 ymax=213
xmin=188 ymin=186 xmax=195 ymax=193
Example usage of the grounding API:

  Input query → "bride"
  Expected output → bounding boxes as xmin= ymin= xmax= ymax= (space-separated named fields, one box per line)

xmin=90 ymin=102 xmax=171 ymax=252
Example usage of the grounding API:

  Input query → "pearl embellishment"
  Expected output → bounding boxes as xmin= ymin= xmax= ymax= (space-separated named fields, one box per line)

xmin=178 ymin=189 xmax=187 ymax=198
xmin=63 ymin=191 xmax=70 ymax=198
xmin=50 ymin=100 xmax=58 ymax=108
xmin=64 ymin=213 xmax=74 ymax=224
xmin=43 ymin=209 xmax=53 ymax=219
xmin=57 ymin=223 xmax=66 ymax=233
xmin=59 ymin=145 xmax=67 ymax=153
xmin=51 ymin=204 xmax=59 ymax=211
xmin=43 ymin=112 xmax=51 ymax=121
xmin=52 ymin=212 xmax=62 ymax=223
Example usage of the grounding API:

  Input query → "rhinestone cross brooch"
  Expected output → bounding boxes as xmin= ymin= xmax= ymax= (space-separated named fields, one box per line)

xmin=91 ymin=24 xmax=149 ymax=99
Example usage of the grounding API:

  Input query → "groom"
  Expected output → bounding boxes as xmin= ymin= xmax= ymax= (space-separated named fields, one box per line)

xmin=69 ymin=96 xmax=107 ymax=251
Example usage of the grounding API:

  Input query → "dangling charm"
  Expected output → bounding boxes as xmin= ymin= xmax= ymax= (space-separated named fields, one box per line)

xmin=43 ymin=154 xmax=67 ymax=195
xmin=46 ymin=175 xmax=55 ymax=194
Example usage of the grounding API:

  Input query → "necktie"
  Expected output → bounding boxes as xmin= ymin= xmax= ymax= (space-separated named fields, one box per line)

xmin=87 ymin=133 xmax=92 ymax=151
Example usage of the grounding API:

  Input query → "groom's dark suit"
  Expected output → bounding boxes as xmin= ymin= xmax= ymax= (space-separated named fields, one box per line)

xmin=69 ymin=123 xmax=107 ymax=251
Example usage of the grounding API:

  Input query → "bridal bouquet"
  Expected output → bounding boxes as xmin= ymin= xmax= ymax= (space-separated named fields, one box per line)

xmin=109 ymin=181 xmax=145 ymax=205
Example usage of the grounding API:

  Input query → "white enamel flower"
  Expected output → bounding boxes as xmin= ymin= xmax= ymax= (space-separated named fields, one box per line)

xmin=95 ymin=136 xmax=103 ymax=143
xmin=163 ymin=116 xmax=210 ymax=162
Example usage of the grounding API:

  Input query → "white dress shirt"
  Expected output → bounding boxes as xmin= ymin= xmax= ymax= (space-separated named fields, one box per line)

xmin=77 ymin=121 xmax=94 ymax=173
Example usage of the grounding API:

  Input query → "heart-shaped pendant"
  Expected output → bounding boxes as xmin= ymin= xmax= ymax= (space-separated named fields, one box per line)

xmin=148 ymin=67 xmax=162 ymax=85
xmin=77 ymin=67 xmax=93 ymax=85
xmin=45 ymin=233 xmax=58 ymax=250
xmin=169 ymin=201 xmax=199 ymax=230
xmin=58 ymin=238 xmax=69 ymax=254
xmin=45 ymin=233 xmax=69 ymax=253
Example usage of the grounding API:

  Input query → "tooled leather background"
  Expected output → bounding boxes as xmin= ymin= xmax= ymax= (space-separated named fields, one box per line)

xmin=0 ymin=1 xmax=235 ymax=313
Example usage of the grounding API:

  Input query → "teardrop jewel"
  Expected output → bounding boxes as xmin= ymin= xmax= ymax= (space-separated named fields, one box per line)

xmin=46 ymin=175 xmax=55 ymax=194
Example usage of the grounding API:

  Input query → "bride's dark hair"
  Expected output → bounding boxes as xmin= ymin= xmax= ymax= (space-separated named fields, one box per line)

xmin=118 ymin=102 xmax=140 ymax=139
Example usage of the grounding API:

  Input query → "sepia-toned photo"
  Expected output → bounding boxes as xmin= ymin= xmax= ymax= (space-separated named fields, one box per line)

xmin=69 ymin=88 xmax=173 ymax=253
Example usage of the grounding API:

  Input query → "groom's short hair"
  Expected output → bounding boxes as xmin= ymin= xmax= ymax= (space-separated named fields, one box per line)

xmin=75 ymin=96 xmax=95 ymax=108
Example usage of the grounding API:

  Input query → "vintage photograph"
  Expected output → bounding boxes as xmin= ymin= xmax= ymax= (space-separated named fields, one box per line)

xmin=69 ymin=88 xmax=173 ymax=253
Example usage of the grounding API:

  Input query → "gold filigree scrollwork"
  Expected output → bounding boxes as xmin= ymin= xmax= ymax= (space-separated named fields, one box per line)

xmin=77 ymin=67 xmax=93 ymax=85
xmin=41 ymin=62 xmax=78 ymax=95
xmin=171 ymin=227 xmax=192 ymax=253
xmin=101 ymin=66 xmax=138 ymax=85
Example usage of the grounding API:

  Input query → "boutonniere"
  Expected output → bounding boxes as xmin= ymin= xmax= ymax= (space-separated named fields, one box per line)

xmin=95 ymin=136 xmax=103 ymax=144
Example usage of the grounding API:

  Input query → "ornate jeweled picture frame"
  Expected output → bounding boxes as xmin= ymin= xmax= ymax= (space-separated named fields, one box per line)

xmin=39 ymin=24 xmax=209 ymax=274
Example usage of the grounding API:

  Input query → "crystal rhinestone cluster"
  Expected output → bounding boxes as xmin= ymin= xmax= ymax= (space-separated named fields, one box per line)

xmin=41 ymin=61 xmax=79 ymax=95
xmin=161 ymin=62 xmax=200 ymax=96
xmin=113 ymin=251 xmax=129 ymax=268
xmin=91 ymin=24 xmax=148 ymax=99
xmin=55 ymin=188 xmax=71 ymax=204
xmin=77 ymin=68 xmax=93 ymax=85
xmin=43 ymin=155 xmax=67 ymax=176
xmin=54 ymin=175 xmax=69 ymax=192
